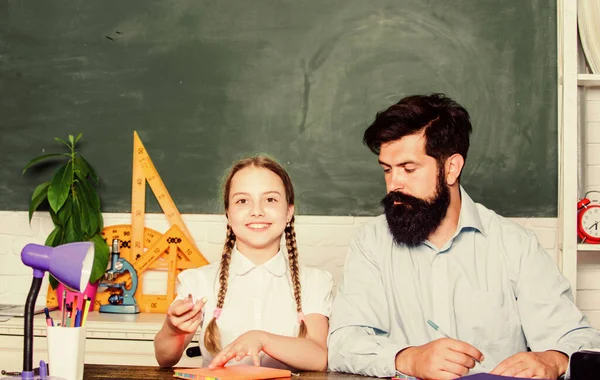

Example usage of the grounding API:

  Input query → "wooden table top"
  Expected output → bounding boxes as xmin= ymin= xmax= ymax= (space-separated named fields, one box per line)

xmin=83 ymin=364 xmax=377 ymax=379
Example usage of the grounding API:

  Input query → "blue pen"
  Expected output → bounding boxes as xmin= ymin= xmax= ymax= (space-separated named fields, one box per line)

xmin=43 ymin=307 xmax=54 ymax=327
xmin=426 ymin=320 xmax=486 ymax=368
xmin=75 ymin=309 xmax=81 ymax=327
xmin=426 ymin=320 xmax=451 ymax=338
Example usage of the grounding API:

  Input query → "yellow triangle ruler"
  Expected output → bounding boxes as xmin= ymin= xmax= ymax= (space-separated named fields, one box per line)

xmin=131 ymin=131 xmax=199 ymax=262
xmin=97 ymin=224 xmax=208 ymax=313
xmin=47 ymin=131 xmax=209 ymax=312
xmin=94 ymin=132 xmax=208 ymax=312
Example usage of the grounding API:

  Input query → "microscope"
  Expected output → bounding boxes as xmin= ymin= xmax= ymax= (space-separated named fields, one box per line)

xmin=98 ymin=239 xmax=140 ymax=314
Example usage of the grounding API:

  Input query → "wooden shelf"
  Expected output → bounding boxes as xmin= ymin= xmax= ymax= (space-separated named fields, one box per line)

xmin=578 ymin=74 xmax=600 ymax=87
xmin=578 ymin=243 xmax=600 ymax=251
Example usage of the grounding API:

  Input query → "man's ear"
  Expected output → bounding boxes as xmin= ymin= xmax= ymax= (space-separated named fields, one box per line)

xmin=445 ymin=154 xmax=465 ymax=186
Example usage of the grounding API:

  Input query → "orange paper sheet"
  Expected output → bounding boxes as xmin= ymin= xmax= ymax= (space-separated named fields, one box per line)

xmin=173 ymin=365 xmax=291 ymax=380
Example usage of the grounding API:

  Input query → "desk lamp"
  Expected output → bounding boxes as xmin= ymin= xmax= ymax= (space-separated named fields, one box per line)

xmin=8 ymin=242 xmax=94 ymax=380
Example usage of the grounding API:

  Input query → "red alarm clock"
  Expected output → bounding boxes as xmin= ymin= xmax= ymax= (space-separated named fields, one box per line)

xmin=577 ymin=197 xmax=600 ymax=244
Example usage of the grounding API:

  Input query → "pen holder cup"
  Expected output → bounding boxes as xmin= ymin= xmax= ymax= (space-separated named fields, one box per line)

xmin=46 ymin=326 xmax=86 ymax=380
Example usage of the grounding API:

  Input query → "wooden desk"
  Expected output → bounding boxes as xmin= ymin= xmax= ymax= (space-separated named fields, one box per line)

xmin=83 ymin=364 xmax=375 ymax=379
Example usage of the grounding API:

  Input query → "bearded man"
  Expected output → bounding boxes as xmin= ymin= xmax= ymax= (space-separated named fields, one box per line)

xmin=327 ymin=94 xmax=600 ymax=380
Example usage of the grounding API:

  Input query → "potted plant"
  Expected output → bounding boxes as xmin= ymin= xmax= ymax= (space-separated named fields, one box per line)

xmin=22 ymin=133 xmax=109 ymax=310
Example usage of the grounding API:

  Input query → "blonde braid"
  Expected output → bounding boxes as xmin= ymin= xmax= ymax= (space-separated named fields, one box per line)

xmin=204 ymin=225 xmax=236 ymax=355
xmin=285 ymin=216 xmax=307 ymax=337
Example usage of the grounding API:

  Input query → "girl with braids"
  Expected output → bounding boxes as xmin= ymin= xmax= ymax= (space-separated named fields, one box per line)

xmin=154 ymin=156 xmax=333 ymax=371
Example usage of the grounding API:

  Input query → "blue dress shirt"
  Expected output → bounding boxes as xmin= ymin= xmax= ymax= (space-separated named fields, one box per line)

xmin=328 ymin=188 xmax=600 ymax=377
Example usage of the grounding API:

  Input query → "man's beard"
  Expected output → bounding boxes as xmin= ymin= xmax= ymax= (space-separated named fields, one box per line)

xmin=381 ymin=168 xmax=451 ymax=247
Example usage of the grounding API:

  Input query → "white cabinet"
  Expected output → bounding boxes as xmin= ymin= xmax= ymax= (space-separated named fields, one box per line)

xmin=558 ymin=0 xmax=600 ymax=300
xmin=0 ymin=312 xmax=202 ymax=372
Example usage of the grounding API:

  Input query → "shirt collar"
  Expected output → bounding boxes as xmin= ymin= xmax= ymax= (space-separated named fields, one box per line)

xmin=230 ymin=246 xmax=288 ymax=277
xmin=456 ymin=186 xmax=486 ymax=237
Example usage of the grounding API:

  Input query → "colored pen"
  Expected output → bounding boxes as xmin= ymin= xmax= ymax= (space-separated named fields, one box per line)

xmin=72 ymin=295 xmax=79 ymax=321
xmin=74 ymin=309 xmax=81 ymax=328
xmin=426 ymin=320 xmax=451 ymax=338
xmin=66 ymin=302 xmax=72 ymax=327
xmin=70 ymin=303 xmax=77 ymax=327
xmin=426 ymin=320 xmax=486 ymax=368
xmin=81 ymin=295 xmax=91 ymax=327
xmin=61 ymin=290 xmax=67 ymax=327
xmin=43 ymin=307 xmax=54 ymax=327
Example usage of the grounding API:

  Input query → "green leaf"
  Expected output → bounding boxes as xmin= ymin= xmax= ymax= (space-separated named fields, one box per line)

xmin=88 ymin=205 xmax=100 ymax=235
xmin=49 ymin=208 xmax=61 ymax=227
xmin=31 ymin=181 xmax=50 ymax=201
xmin=64 ymin=217 xmax=82 ymax=243
xmin=74 ymin=172 xmax=103 ymax=236
xmin=78 ymin=156 xmax=98 ymax=185
xmin=76 ymin=172 xmax=100 ymax=210
xmin=72 ymin=202 xmax=83 ymax=238
xmin=57 ymin=197 xmax=73 ymax=226
xmin=89 ymin=234 xmax=110 ymax=284
xmin=29 ymin=181 xmax=50 ymax=223
xmin=54 ymin=137 xmax=70 ymax=149
xmin=65 ymin=201 xmax=82 ymax=243
xmin=74 ymin=194 xmax=93 ymax=237
xmin=73 ymin=156 xmax=88 ymax=178
xmin=77 ymin=188 xmax=100 ymax=236
xmin=68 ymin=134 xmax=74 ymax=146
xmin=45 ymin=226 xmax=63 ymax=248
xmin=74 ymin=133 xmax=82 ymax=145
xmin=22 ymin=153 xmax=65 ymax=175
xmin=48 ymin=161 xmax=73 ymax=212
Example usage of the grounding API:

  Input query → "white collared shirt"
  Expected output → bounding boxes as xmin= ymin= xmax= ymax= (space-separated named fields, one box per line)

xmin=175 ymin=246 xmax=334 ymax=369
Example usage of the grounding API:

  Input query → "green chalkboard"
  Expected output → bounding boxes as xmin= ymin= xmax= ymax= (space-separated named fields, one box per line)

xmin=0 ymin=0 xmax=557 ymax=217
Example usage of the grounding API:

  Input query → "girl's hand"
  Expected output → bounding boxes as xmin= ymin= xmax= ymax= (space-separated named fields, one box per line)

xmin=208 ymin=330 xmax=268 ymax=368
xmin=165 ymin=295 xmax=206 ymax=335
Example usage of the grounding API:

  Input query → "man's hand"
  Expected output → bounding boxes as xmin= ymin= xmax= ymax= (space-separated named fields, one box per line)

xmin=490 ymin=350 xmax=568 ymax=379
xmin=165 ymin=295 xmax=206 ymax=336
xmin=395 ymin=338 xmax=484 ymax=380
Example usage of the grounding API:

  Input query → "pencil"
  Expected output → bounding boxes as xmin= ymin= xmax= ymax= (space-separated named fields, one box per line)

xmin=72 ymin=295 xmax=79 ymax=315
xmin=81 ymin=295 xmax=91 ymax=327
xmin=71 ymin=295 xmax=78 ymax=327
xmin=61 ymin=290 xmax=67 ymax=327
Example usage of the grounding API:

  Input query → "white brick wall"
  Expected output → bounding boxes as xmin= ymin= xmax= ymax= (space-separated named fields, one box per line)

xmin=578 ymin=87 xmax=600 ymax=328
xmin=1 ymin=209 xmax=595 ymax=324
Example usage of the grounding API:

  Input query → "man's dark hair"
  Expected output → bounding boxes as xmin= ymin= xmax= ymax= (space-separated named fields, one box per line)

xmin=363 ymin=93 xmax=472 ymax=165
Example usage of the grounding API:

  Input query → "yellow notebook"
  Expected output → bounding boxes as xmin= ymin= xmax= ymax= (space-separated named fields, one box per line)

xmin=173 ymin=365 xmax=291 ymax=380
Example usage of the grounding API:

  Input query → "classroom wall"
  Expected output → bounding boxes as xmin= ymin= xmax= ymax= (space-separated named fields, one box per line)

xmin=3 ymin=209 xmax=598 ymax=328
xmin=1 ymin=90 xmax=599 ymax=330
xmin=578 ymin=87 xmax=600 ymax=325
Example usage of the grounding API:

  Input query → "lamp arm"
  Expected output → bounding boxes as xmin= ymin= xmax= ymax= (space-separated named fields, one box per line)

xmin=23 ymin=271 xmax=44 ymax=378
